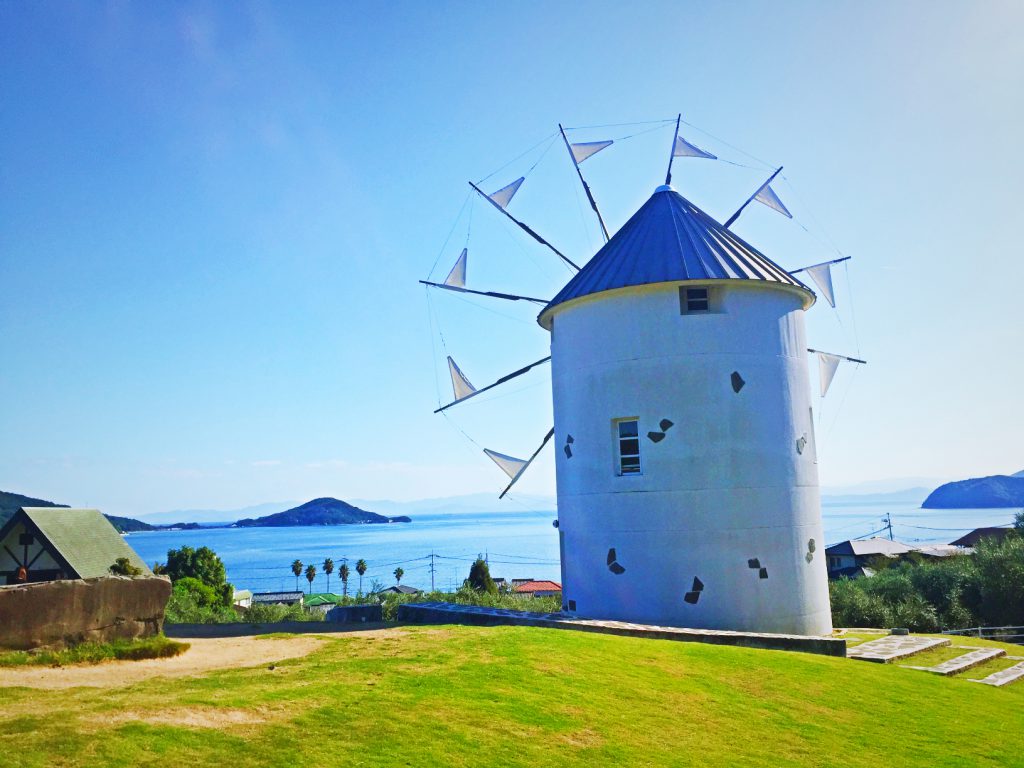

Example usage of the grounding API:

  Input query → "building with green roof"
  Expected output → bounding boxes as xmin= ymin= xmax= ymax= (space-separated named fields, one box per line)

xmin=0 ymin=507 xmax=152 ymax=585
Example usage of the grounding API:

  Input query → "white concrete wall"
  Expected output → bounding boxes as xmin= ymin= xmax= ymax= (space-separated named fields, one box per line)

xmin=548 ymin=280 xmax=832 ymax=635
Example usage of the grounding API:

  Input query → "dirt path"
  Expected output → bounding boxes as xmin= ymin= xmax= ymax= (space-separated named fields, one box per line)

xmin=0 ymin=627 xmax=396 ymax=690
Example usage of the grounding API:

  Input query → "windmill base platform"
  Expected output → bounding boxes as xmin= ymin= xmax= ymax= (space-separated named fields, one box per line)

xmin=398 ymin=602 xmax=845 ymax=657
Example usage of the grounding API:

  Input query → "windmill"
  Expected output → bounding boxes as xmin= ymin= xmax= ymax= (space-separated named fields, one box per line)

xmin=421 ymin=115 xmax=865 ymax=635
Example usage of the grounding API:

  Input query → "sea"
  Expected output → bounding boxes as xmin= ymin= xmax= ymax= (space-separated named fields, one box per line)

xmin=125 ymin=501 xmax=1020 ymax=596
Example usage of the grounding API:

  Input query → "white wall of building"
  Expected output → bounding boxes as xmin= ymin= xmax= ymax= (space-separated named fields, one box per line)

xmin=547 ymin=280 xmax=832 ymax=635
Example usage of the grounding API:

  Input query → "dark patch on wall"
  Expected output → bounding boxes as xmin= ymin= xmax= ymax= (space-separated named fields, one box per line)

xmin=552 ymin=519 xmax=559 ymax=529
xmin=607 ymin=547 xmax=625 ymax=575
xmin=568 ymin=600 xmax=576 ymax=611
xmin=563 ymin=434 xmax=574 ymax=458
xmin=647 ymin=431 xmax=665 ymax=443
xmin=796 ymin=435 xmax=807 ymax=454
xmin=659 ymin=419 xmax=674 ymax=431
xmin=759 ymin=567 xmax=769 ymax=579
xmin=806 ymin=538 xmax=815 ymax=563
xmin=684 ymin=575 xmax=704 ymax=605
xmin=731 ymin=371 xmax=745 ymax=393
xmin=747 ymin=558 xmax=761 ymax=570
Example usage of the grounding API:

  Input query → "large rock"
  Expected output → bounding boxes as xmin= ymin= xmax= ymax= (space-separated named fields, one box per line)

xmin=0 ymin=575 xmax=172 ymax=650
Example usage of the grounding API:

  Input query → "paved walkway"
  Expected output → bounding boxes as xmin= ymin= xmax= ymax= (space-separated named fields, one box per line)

xmin=969 ymin=657 xmax=1024 ymax=687
xmin=903 ymin=646 xmax=1005 ymax=676
xmin=398 ymin=602 xmax=845 ymax=656
xmin=846 ymin=634 xmax=950 ymax=663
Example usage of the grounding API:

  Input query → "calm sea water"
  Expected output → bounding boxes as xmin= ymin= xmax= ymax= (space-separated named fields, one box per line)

xmin=125 ymin=502 xmax=1019 ymax=595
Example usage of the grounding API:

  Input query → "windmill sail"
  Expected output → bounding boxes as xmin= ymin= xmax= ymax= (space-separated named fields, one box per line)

xmin=444 ymin=248 xmax=467 ymax=288
xmin=488 ymin=177 xmax=524 ymax=210
xmin=488 ymin=427 xmax=555 ymax=498
xmin=570 ymin=140 xmax=613 ymax=164
xmin=484 ymin=449 xmax=529 ymax=480
xmin=673 ymin=135 xmax=717 ymax=160
xmin=817 ymin=352 xmax=842 ymax=397
xmin=754 ymin=181 xmax=792 ymax=218
xmin=447 ymin=356 xmax=477 ymax=401
xmin=805 ymin=263 xmax=836 ymax=307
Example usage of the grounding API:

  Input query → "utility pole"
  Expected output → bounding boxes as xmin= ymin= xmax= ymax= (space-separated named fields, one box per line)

xmin=429 ymin=551 xmax=436 ymax=592
xmin=882 ymin=513 xmax=894 ymax=541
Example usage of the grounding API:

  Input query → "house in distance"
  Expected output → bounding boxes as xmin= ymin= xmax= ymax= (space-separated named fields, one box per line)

xmin=0 ymin=507 xmax=152 ymax=585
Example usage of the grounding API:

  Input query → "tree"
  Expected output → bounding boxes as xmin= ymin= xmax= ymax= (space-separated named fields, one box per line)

xmin=164 ymin=546 xmax=226 ymax=588
xmin=323 ymin=558 xmax=334 ymax=592
xmin=110 ymin=557 xmax=142 ymax=577
xmin=291 ymin=559 xmax=303 ymax=591
xmin=160 ymin=546 xmax=232 ymax=608
xmin=394 ymin=567 xmax=404 ymax=585
xmin=305 ymin=564 xmax=317 ymax=594
xmin=466 ymin=556 xmax=497 ymax=594
xmin=340 ymin=563 xmax=350 ymax=597
xmin=356 ymin=559 xmax=367 ymax=594
xmin=1015 ymin=510 xmax=1024 ymax=531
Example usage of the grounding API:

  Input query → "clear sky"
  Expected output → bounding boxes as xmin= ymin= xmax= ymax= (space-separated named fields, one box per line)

xmin=2 ymin=1 xmax=1022 ymax=516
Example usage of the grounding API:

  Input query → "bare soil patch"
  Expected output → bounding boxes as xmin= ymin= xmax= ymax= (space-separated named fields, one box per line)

xmin=0 ymin=627 xmax=398 ymax=690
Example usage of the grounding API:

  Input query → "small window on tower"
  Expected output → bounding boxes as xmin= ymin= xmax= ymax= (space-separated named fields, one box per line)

xmin=679 ymin=286 xmax=711 ymax=314
xmin=614 ymin=418 xmax=641 ymax=476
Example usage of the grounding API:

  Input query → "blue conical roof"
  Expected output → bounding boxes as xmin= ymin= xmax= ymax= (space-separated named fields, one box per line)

xmin=539 ymin=186 xmax=812 ymax=327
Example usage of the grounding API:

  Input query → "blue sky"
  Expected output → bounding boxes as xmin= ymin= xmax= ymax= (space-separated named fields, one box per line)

xmin=2 ymin=1 xmax=1022 ymax=516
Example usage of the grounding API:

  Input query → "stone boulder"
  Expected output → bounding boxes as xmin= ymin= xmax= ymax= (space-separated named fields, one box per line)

xmin=0 ymin=575 xmax=172 ymax=650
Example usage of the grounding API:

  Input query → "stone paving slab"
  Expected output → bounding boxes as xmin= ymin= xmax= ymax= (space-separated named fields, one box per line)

xmin=969 ymin=657 xmax=1024 ymax=687
xmin=903 ymin=646 xmax=1005 ymax=676
xmin=846 ymin=634 xmax=950 ymax=663
xmin=397 ymin=602 xmax=846 ymax=656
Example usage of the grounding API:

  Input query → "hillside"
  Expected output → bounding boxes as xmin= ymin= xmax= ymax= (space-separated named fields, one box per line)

xmin=0 ymin=490 xmax=153 ymax=533
xmin=2 ymin=625 xmax=1021 ymax=766
xmin=235 ymin=497 xmax=410 ymax=527
xmin=922 ymin=474 xmax=1024 ymax=508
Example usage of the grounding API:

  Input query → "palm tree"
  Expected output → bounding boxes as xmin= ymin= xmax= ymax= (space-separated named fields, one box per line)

xmin=291 ymin=559 xmax=303 ymax=591
xmin=394 ymin=567 xmax=404 ymax=585
xmin=340 ymin=563 xmax=350 ymax=598
xmin=304 ymin=564 xmax=316 ymax=594
xmin=356 ymin=559 xmax=367 ymax=595
xmin=323 ymin=558 xmax=334 ymax=593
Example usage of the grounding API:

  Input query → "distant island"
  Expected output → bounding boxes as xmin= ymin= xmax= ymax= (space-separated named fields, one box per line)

xmin=2 ymin=491 xmax=409 ymax=532
xmin=236 ymin=497 xmax=410 ymax=527
xmin=922 ymin=472 xmax=1024 ymax=509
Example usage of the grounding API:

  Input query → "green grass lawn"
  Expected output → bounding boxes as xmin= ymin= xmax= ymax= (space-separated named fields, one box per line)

xmin=0 ymin=636 xmax=189 ymax=668
xmin=2 ymin=625 xmax=1022 ymax=768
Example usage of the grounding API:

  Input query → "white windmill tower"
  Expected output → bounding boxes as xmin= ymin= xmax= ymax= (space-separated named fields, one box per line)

xmin=424 ymin=116 xmax=864 ymax=636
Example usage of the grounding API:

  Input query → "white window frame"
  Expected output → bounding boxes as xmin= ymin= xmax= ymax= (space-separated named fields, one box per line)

xmin=614 ymin=417 xmax=642 ymax=476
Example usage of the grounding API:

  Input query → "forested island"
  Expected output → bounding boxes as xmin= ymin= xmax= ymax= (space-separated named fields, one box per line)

xmin=922 ymin=472 xmax=1024 ymax=509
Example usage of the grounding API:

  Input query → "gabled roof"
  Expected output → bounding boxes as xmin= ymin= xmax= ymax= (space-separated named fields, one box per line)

xmin=950 ymin=527 xmax=1013 ymax=547
xmin=539 ymin=186 xmax=812 ymax=327
xmin=825 ymin=537 xmax=914 ymax=557
xmin=513 ymin=580 xmax=562 ymax=593
xmin=376 ymin=584 xmax=422 ymax=595
xmin=8 ymin=507 xmax=151 ymax=579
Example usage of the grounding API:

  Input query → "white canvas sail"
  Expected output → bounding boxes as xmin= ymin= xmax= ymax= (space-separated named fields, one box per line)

xmin=805 ymin=263 xmax=836 ymax=307
xmin=817 ymin=352 xmax=842 ymax=397
xmin=570 ymin=140 xmax=613 ymax=164
xmin=444 ymin=248 xmax=467 ymax=288
xmin=483 ymin=448 xmax=528 ymax=480
xmin=488 ymin=177 xmax=524 ymax=210
xmin=754 ymin=182 xmax=792 ymax=218
xmin=447 ymin=356 xmax=477 ymax=401
xmin=673 ymin=135 xmax=717 ymax=160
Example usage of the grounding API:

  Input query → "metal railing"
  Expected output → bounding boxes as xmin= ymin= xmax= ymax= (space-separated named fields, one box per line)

xmin=942 ymin=626 xmax=1024 ymax=645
